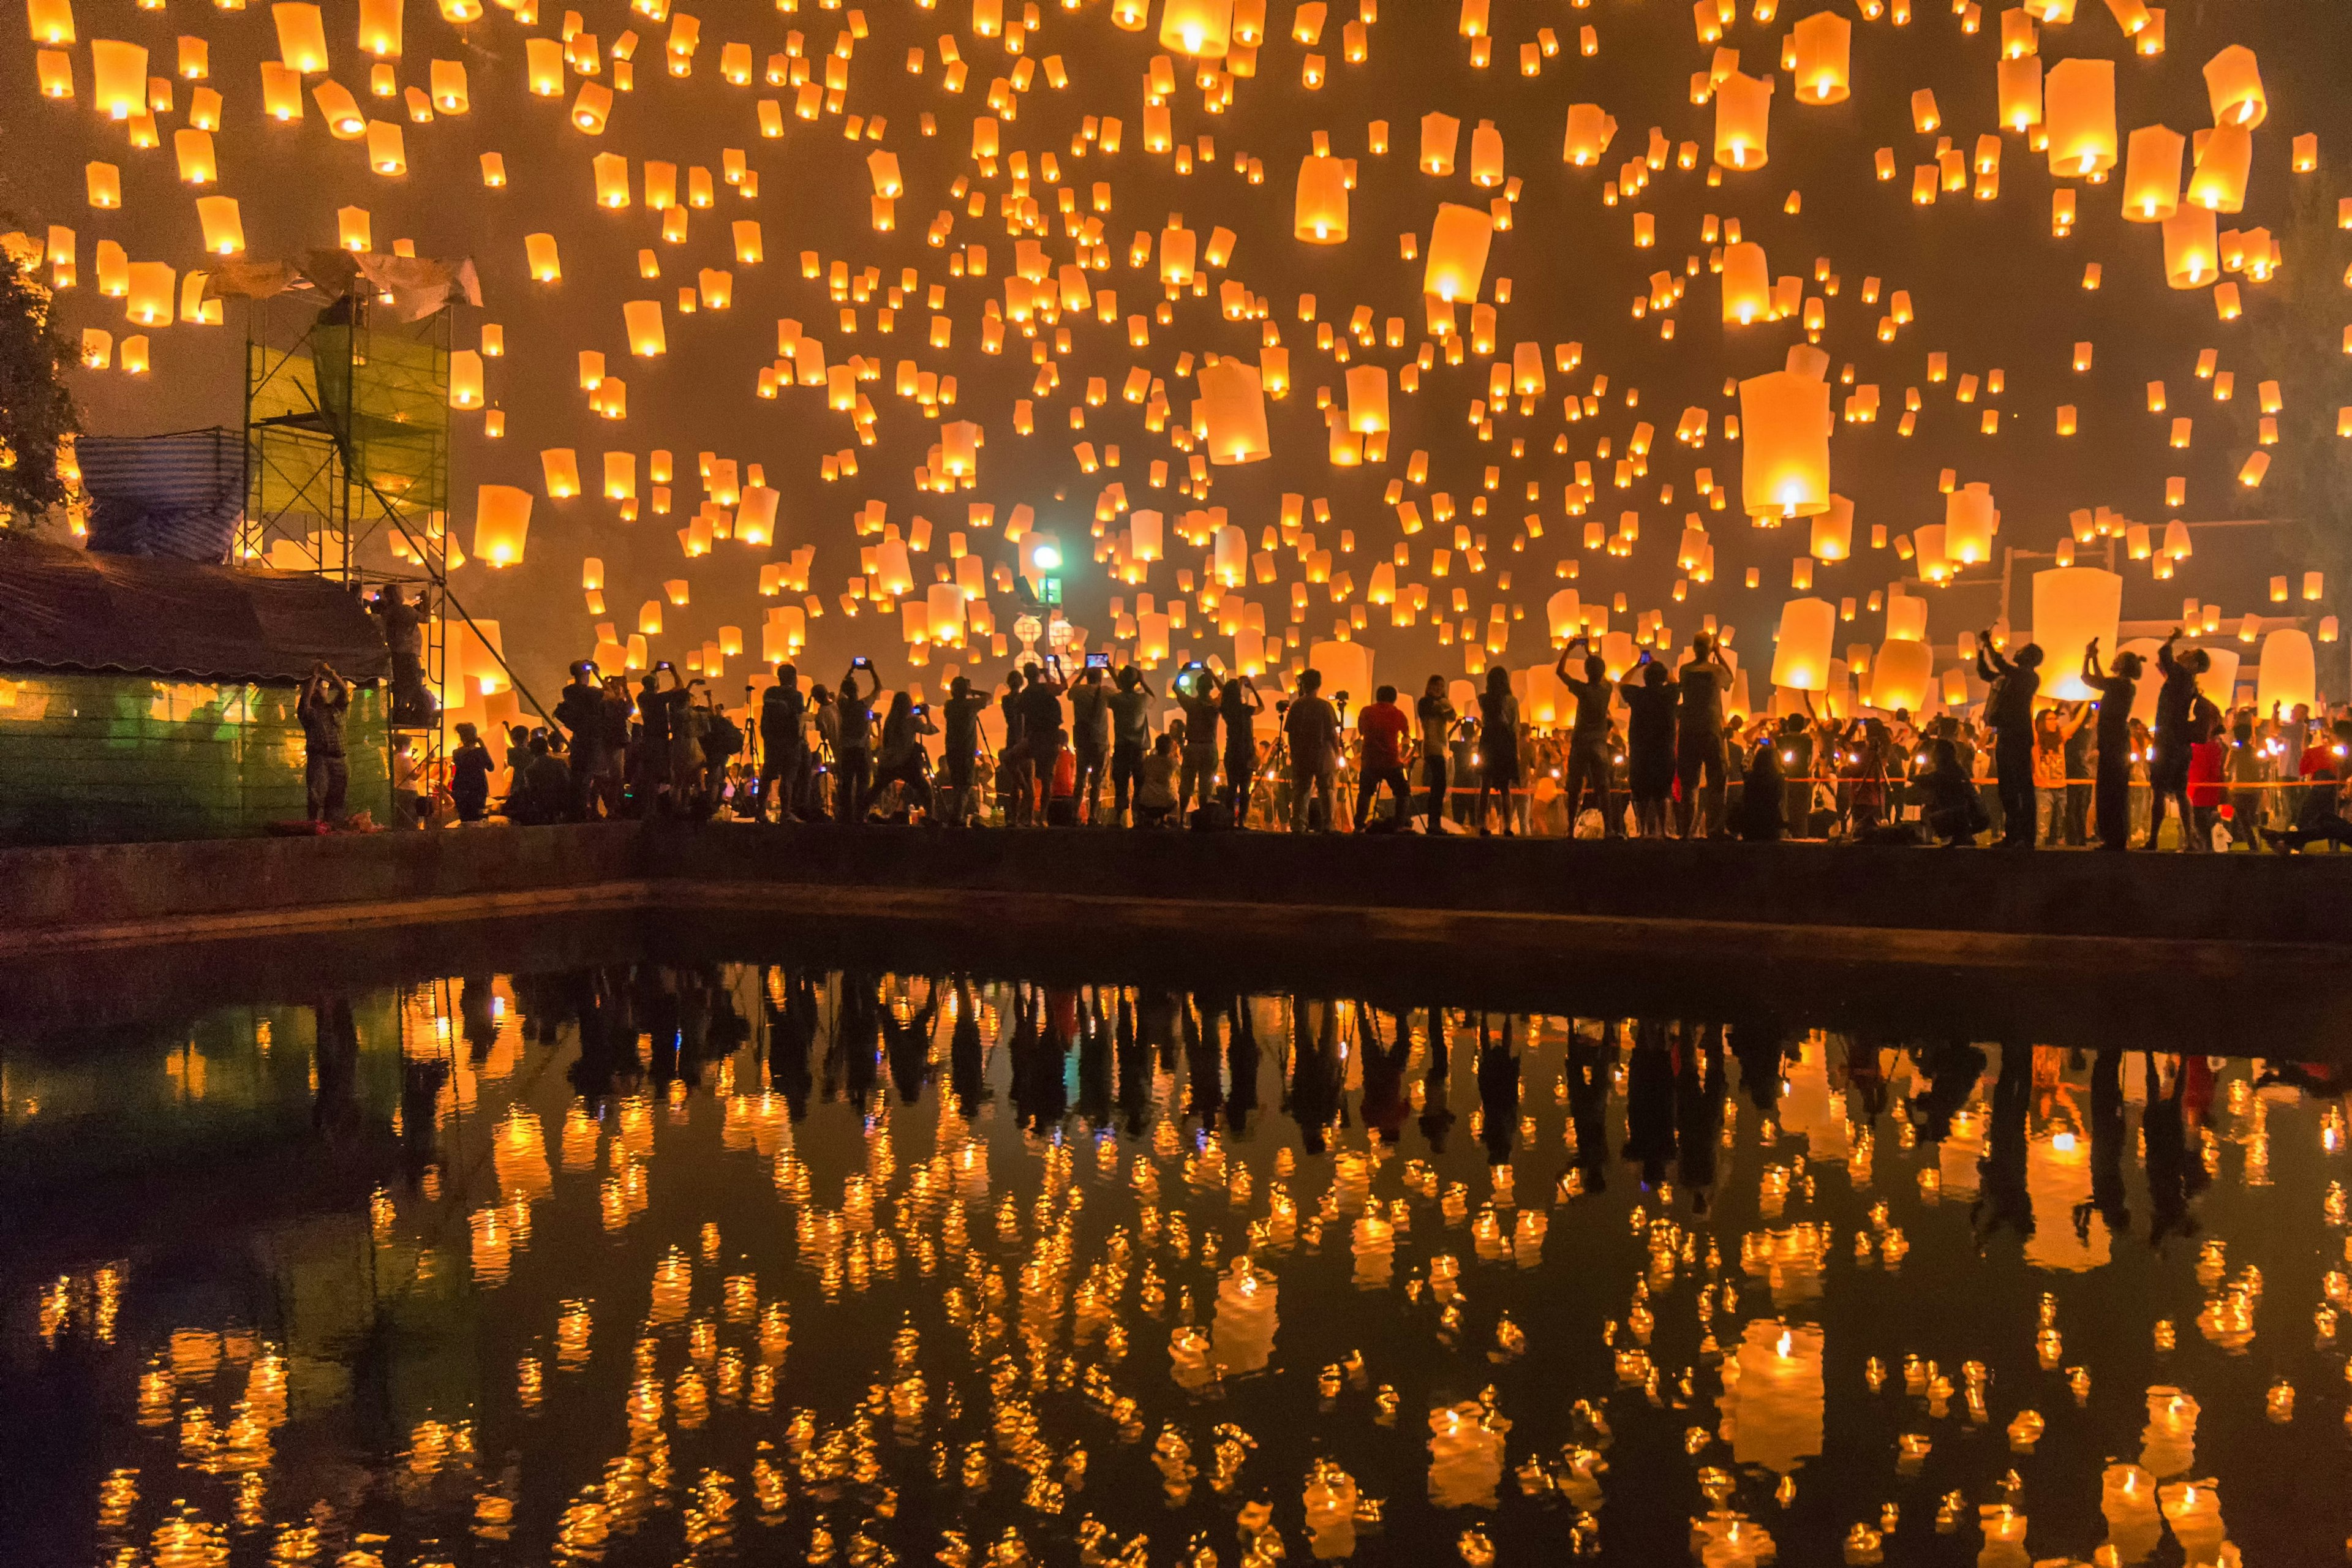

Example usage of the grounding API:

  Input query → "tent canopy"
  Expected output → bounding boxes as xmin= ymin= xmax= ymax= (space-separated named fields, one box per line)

xmin=0 ymin=540 xmax=390 ymax=685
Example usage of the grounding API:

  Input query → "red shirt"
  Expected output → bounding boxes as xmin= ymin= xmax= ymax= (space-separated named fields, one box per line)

xmin=1358 ymin=701 xmax=1410 ymax=767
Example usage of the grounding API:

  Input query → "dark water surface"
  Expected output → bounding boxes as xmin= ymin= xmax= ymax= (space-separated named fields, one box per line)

xmin=4 ymin=947 xmax=2346 ymax=1567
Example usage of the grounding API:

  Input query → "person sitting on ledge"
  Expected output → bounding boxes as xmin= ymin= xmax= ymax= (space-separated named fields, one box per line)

xmin=1917 ymin=737 xmax=1988 ymax=847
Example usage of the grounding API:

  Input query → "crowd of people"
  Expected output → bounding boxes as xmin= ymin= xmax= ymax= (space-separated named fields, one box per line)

xmin=398 ymin=627 xmax=2352 ymax=853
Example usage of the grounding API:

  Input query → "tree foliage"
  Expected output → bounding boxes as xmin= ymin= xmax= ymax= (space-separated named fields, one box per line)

xmin=0 ymin=239 xmax=80 ymax=537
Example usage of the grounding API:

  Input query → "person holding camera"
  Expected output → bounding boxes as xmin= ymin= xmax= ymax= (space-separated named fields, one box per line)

xmin=1107 ymin=665 xmax=1155 ymax=826
xmin=1556 ymin=635 xmax=1618 ymax=837
xmin=939 ymin=675 xmax=992 ymax=825
xmin=1472 ymin=666 xmax=1520 ymax=836
xmin=1174 ymin=662 xmax=1221 ymax=821
xmin=555 ymin=660 xmax=608 ymax=821
xmin=1415 ymin=676 xmax=1457 ymax=831
xmin=1284 ymin=669 xmax=1343 ymax=833
xmin=1354 ymin=684 xmax=1412 ymax=831
xmin=1069 ymin=659 xmax=1113 ymax=824
xmin=298 ymin=661 xmax=351 ymax=826
xmin=835 ymin=660 xmax=876 ymax=823
xmin=1020 ymin=657 xmax=1070 ymax=824
xmin=759 ymin=663 xmax=809 ymax=823
xmin=872 ymin=692 xmax=938 ymax=819
xmin=1218 ymin=671 xmax=1263 ymax=826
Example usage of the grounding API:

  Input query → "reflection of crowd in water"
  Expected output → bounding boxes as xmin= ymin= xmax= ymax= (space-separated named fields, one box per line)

xmin=428 ymin=966 xmax=2297 ymax=1251
xmin=407 ymin=628 xmax=2352 ymax=851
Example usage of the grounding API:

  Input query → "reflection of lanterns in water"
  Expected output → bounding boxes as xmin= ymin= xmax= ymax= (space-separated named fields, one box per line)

xmin=2140 ymin=1387 xmax=2199 ymax=1478
xmin=1211 ymin=1256 xmax=1279 ymax=1374
xmin=2157 ymin=1480 xmax=2225 ymax=1566
xmin=1721 ymin=1320 xmax=1825 ymax=1473
xmin=1303 ymin=1457 xmax=1359 ymax=1559
xmin=1427 ymin=1401 xmax=1506 ymax=1509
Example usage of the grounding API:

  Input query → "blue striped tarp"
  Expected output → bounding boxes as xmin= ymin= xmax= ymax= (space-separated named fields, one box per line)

xmin=78 ymin=428 xmax=247 ymax=565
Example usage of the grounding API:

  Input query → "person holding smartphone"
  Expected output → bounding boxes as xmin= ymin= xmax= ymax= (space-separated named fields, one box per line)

xmin=835 ymin=659 xmax=876 ymax=823
xmin=1068 ymin=656 xmax=1113 ymax=824
xmin=1020 ymin=656 xmax=1069 ymax=825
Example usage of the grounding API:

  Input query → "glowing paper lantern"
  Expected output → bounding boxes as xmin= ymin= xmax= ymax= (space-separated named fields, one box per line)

xmin=448 ymin=349 xmax=484 ymax=408
xmin=1810 ymin=495 xmax=1854 ymax=561
xmin=472 ymin=483 xmax=533 ymax=565
xmin=27 ymin=0 xmax=73 ymax=45
xmin=1420 ymin=111 xmax=1461 ymax=175
xmin=1770 ymin=597 xmax=1836 ymax=691
xmin=1739 ymin=370 xmax=1832 ymax=519
xmin=1344 ymin=365 xmax=1390 ymax=434
xmin=1790 ymin=13 xmax=1850 ymax=104
xmin=624 ymin=300 xmax=666 ymax=355
xmin=2044 ymin=59 xmax=2116 ymax=178
xmin=91 ymin=39 xmax=147 ymax=119
xmin=2255 ymin=628 xmax=2315 ymax=714
xmin=1199 ymin=358 xmax=1272 ymax=464
xmin=1943 ymin=483 xmax=1996 ymax=564
xmin=1713 ymin=70 xmax=1772 ymax=170
xmin=1720 ymin=241 xmax=1770 ymax=323
xmin=359 ymin=0 xmax=402 ymax=56
xmin=1294 ymin=153 xmax=1349 ymax=241
xmin=2030 ymin=568 xmax=2122 ymax=699
xmin=2196 ymin=648 xmax=2239 ymax=706
xmin=1422 ymin=203 xmax=1493 ymax=303
xmin=524 ymin=232 xmax=561 ymax=281
xmin=2113 ymin=128 xmax=2184 ymax=228
xmin=365 ymin=120 xmax=406 ymax=173
xmin=1997 ymin=56 xmax=2043 ymax=131
xmin=124 ymin=263 xmax=176 ymax=326
xmin=195 ymin=195 xmax=243 ymax=254
xmin=1159 ymin=0 xmax=1233 ymax=58
xmin=2162 ymin=208 xmax=2217 ymax=288
xmin=273 ymin=3 xmax=330 ymax=73
xmin=2185 ymin=126 xmax=2249 ymax=214
xmin=1562 ymin=103 xmax=1617 ymax=166
xmin=1885 ymin=594 xmax=1929 ymax=643
xmin=2202 ymin=44 xmax=2265 ymax=129
xmin=1871 ymin=639 xmax=1932 ymax=711
xmin=737 ymin=486 xmax=778 ymax=546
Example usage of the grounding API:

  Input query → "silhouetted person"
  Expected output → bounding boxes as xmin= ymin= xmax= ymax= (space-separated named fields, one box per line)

xmin=1566 ymin=1022 xmax=1615 ymax=1194
xmin=1974 ymin=1042 xmax=2035 ymax=1243
xmin=1223 ymin=996 xmax=1261 ymax=1134
xmin=1976 ymin=632 xmax=2043 ymax=848
xmin=1476 ymin=1014 xmax=1519 ymax=1165
xmin=1674 ymin=633 xmax=1733 ymax=838
xmin=1419 ymin=1006 xmax=1457 ymax=1153
xmin=311 ymin=997 xmax=362 ymax=1140
xmin=1730 ymin=1017 xmax=1792 ymax=1117
xmin=1622 ymin=657 xmax=1677 ymax=838
xmin=1077 ymin=990 xmax=1115 ymax=1129
xmin=1731 ymin=733 xmax=1785 ymax=841
xmin=2143 ymin=1053 xmax=2209 ymax=1246
xmin=1908 ymin=1040 xmax=1988 ymax=1145
xmin=881 ymin=981 xmax=941 ymax=1104
xmin=1677 ymin=1024 xmax=1725 ymax=1213
xmin=1623 ymin=1019 xmax=1676 ymax=1188
xmin=763 ymin=968 xmax=818 ymax=1121
xmin=2082 ymin=1046 xmax=2132 ymax=1243
xmin=2081 ymin=638 xmax=2143 ymax=852
xmin=1115 ymin=991 xmax=1152 ymax=1138
xmin=1287 ymin=1000 xmax=1344 ymax=1154
xmin=2146 ymin=629 xmax=2208 ymax=850
xmin=948 ymin=978 xmax=987 ymax=1121
xmin=1183 ymin=995 xmax=1226 ymax=1125
xmin=1359 ymin=1005 xmax=1411 ymax=1147
xmin=1556 ymin=636 xmax=1618 ymax=835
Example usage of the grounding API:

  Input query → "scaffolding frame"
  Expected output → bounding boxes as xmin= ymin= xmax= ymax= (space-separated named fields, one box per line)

xmin=240 ymin=293 xmax=553 ymax=815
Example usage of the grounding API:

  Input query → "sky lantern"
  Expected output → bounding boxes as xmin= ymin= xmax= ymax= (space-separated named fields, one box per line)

xmin=1771 ymin=597 xmax=1836 ymax=690
xmin=175 ymin=128 xmax=217 ymax=184
xmin=1160 ymin=0 xmax=1232 ymax=58
xmin=1423 ymin=203 xmax=1493 ymax=302
xmin=1997 ymin=56 xmax=2043 ymax=131
xmin=2030 ymin=568 xmax=2121 ymax=698
xmin=366 ymin=120 xmax=406 ymax=173
xmin=90 ymin=39 xmax=146 ymax=118
xmin=26 ymin=0 xmax=72 ymax=45
xmin=272 ymin=3 xmax=330 ymax=74
xmin=1739 ymin=370 xmax=1832 ymax=519
xmin=1713 ymin=71 xmax=1772 ymax=170
xmin=2185 ymin=125 xmax=2250 ymax=213
xmin=538 ymin=450 xmax=579 ymax=499
xmin=195 ymin=195 xmax=243 ymax=254
xmin=1344 ymin=365 xmax=1390 ymax=435
xmin=1294 ymin=151 xmax=1349 ymax=241
xmin=2043 ymin=59 xmax=2116 ymax=178
xmin=448 ymin=349 xmax=484 ymax=409
xmin=2255 ymin=627 xmax=2314 ymax=712
xmin=623 ymin=299 xmax=666 ymax=355
xmin=1811 ymin=495 xmax=1854 ymax=560
xmin=1420 ymin=111 xmax=1461 ymax=176
xmin=1468 ymin=121 xmax=1505 ymax=186
xmin=1720 ymin=241 xmax=1770 ymax=323
xmin=358 ymin=0 xmax=402 ymax=58
xmin=124 ymin=263 xmax=175 ymax=326
xmin=1562 ymin=103 xmax=1616 ymax=166
xmin=1943 ymin=482 xmax=1996 ymax=564
xmin=1200 ymin=358 xmax=1272 ymax=463
xmin=472 ymin=483 xmax=534 ymax=565
xmin=2201 ymin=44 xmax=2265 ymax=128
xmin=2122 ymin=125 xmax=2184 ymax=221
xmin=1790 ymin=12 xmax=1850 ymax=105
xmin=314 ymin=80 xmax=365 ymax=137
xmin=1871 ymin=638 xmax=1932 ymax=710
xmin=2163 ymin=207 xmax=2218 ymax=287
